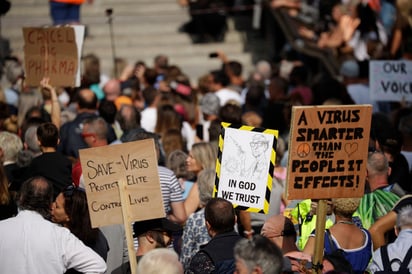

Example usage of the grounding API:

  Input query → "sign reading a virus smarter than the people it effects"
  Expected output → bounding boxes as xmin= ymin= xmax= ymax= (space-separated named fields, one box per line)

xmin=287 ymin=105 xmax=372 ymax=200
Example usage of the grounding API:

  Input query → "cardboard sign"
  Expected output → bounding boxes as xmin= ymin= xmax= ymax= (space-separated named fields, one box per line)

xmin=23 ymin=25 xmax=85 ymax=87
xmin=286 ymin=105 xmax=372 ymax=200
xmin=214 ymin=123 xmax=278 ymax=213
xmin=79 ymin=139 xmax=165 ymax=228
xmin=370 ymin=60 xmax=412 ymax=102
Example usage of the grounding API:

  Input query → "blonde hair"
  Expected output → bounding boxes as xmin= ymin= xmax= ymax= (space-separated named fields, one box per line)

xmin=191 ymin=142 xmax=217 ymax=170
xmin=332 ymin=198 xmax=361 ymax=218
xmin=136 ymin=248 xmax=183 ymax=274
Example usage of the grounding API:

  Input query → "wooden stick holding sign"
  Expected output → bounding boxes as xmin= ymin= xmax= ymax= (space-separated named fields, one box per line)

xmin=117 ymin=179 xmax=138 ymax=274
xmin=79 ymin=139 xmax=165 ymax=274
xmin=312 ymin=200 xmax=327 ymax=274
xmin=213 ymin=123 xmax=278 ymax=213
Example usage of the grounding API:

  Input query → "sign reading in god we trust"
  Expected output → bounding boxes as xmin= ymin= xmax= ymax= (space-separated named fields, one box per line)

xmin=23 ymin=25 xmax=84 ymax=87
xmin=79 ymin=139 xmax=165 ymax=228
xmin=370 ymin=60 xmax=412 ymax=102
xmin=286 ymin=105 xmax=372 ymax=200
xmin=214 ymin=123 xmax=278 ymax=213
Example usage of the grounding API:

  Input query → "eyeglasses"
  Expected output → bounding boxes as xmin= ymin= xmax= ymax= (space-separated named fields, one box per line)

xmin=81 ymin=132 xmax=96 ymax=139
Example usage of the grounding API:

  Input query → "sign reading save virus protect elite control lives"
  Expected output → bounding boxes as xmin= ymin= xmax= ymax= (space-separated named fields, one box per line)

xmin=286 ymin=105 xmax=372 ymax=200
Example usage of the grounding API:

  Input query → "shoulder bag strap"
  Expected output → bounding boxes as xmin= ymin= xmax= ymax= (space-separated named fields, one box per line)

xmin=400 ymin=245 xmax=412 ymax=269
xmin=380 ymin=245 xmax=391 ymax=271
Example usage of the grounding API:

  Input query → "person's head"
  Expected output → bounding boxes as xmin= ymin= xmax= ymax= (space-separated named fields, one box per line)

xmin=234 ymin=235 xmax=283 ymax=274
xmin=103 ymin=79 xmax=121 ymax=102
xmin=5 ymin=58 xmax=24 ymax=85
xmin=186 ymin=142 xmax=217 ymax=174
xmin=162 ymin=129 xmax=184 ymax=158
xmin=116 ymin=104 xmax=141 ymax=133
xmin=209 ymin=70 xmax=230 ymax=91
xmin=396 ymin=205 xmax=412 ymax=234
xmin=261 ymin=214 xmax=297 ymax=254
xmin=81 ymin=117 xmax=109 ymax=148
xmin=255 ymin=60 xmax=272 ymax=80
xmin=142 ymin=86 xmax=160 ymax=107
xmin=0 ymin=131 xmax=23 ymax=163
xmin=198 ymin=169 xmax=215 ymax=207
xmin=205 ymin=198 xmax=236 ymax=236
xmin=136 ymin=248 xmax=183 ymax=274
xmin=226 ymin=61 xmax=243 ymax=78
xmin=219 ymin=103 xmax=242 ymax=124
xmin=332 ymin=198 xmax=361 ymax=219
xmin=98 ymin=100 xmax=117 ymax=124
xmin=167 ymin=150 xmax=193 ymax=180
xmin=51 ymin=184 xmax=96 ymax=245
xmin=367 ymin=151 xmax=390 ymax=189
xmin=24 ymin=125 xmax=41 ymax=155
xmin=268 ymin=76 xmax=288 ymax=102
xmin=200 ymin=93 xmax=220 ymax=119
xmin=133 ymin=218 xmax=181 ymax=249
xmin=77 ymin=89 xmax=98 ymax=111
xmin=37 ymin=122 xmax=59 ymax=148
xmin=155 ymin=104 xmax=182 ymax=138
xmin=19 ymin=176 xmax=53 ymax=219
xmin=154 ymin=54 xmax=169 ymax=73
xmin=242 ymin=111 xmax=263 ymax=128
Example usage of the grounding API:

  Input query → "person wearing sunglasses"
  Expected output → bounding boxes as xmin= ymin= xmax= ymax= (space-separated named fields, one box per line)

xmin=51 ymin=184 xmax=109 ymax=274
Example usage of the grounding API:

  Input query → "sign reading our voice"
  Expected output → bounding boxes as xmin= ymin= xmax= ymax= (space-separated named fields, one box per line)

xmin=286 ymin=105 xmax=372 ymax=200
xmin=370 ymin=60 xmax=412 ymax=102
xmin=79 ymin=139 xmax=165 ymax=228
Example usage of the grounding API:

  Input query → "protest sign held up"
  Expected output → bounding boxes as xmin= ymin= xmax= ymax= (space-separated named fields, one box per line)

xmin=79 ymin=139 xmax=165 ymax=228
xmin=287 ymin=105 xmax=372 ymax=200
xmin=214 ymin=123 xmax=278 ymax=213
xmin=370 ymin=60 xmax=412 ymax=102
xmin=23 ymin=25 xmax=84 ymax=87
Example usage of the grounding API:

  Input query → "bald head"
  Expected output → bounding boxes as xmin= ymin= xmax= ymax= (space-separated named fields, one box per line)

xmin=103 ymin=79 xmax=121 ymax=101
xmin=78 ymin=89 xmax=98 ymax=111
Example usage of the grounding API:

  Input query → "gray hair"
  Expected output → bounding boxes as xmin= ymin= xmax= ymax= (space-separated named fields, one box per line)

xmin=0 ymin=131 xmax=23 ymax=162
xmin=136 ymin=248 xmax=182 ymax=274
xmin=198 ymin=169 xmax=215 ymax=207
xmin=234 ymin=235 xmax=283 ymax=274
xmin=397 ymin=205 xmax=412 ymax=229
xmin=24 ymin=126 xmax=41 ymax=154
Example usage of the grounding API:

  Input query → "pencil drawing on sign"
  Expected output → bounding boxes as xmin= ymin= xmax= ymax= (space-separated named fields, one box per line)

xmin=223 ymin=133 xmax=270 ymax=181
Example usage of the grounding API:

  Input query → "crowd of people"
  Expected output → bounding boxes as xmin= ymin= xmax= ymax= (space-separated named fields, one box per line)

xmin=1 ymin=0 xmax=412 ymax=273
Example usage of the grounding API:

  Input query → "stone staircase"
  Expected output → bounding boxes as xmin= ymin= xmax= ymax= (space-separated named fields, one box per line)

xmin=2 ymin=0 xmax=255 ymax=85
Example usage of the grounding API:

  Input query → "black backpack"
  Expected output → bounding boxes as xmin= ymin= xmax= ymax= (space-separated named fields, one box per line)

xmin=375 ymin=245 xmax=412 ymax=274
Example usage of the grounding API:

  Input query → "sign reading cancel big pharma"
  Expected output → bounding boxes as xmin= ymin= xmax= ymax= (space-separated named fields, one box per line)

xmin=23 ymin=25 xmax=85 ymax=87
xmin=286 ymin=105 xmax=372 ymax=200
xmin=370 ymin=60 xmax=412 ymax=102
xmin=79 ymin=139 xmax=165 ymax=228
xmin=214 ymin=123 xmax=278 ymax=213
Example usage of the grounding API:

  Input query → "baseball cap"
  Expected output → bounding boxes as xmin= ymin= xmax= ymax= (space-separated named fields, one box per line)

xmin=133 ymin=218 xmax=181 ymax=237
